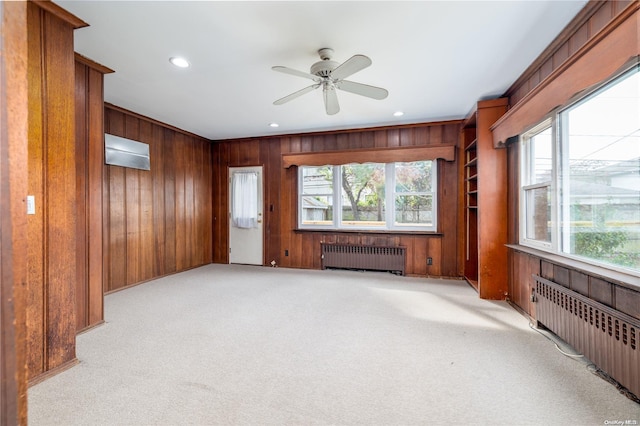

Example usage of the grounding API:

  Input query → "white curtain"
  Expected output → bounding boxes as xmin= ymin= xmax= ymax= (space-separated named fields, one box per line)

xmin=232 ymin=172 xmax=258 ymax=229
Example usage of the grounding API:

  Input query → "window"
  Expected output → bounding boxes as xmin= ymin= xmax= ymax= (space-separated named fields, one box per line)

xmin=520 ymin=65 xmax=640 ymax=274
xmin=394 ymin=161 xmax=435 ymax=227
xmin=299 ymin=160 xmax=437 ymax=231
xmin=521 ymin=123 xmax=553 ymax=247
xmin=300 ymin=166 xmax=334 ymax=226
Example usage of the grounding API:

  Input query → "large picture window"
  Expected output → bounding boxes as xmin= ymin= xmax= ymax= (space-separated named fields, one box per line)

xmin=520 ymin=65 xmax=640 ymax=274
xmin=299 ymin=161 xmax=437 ymax=231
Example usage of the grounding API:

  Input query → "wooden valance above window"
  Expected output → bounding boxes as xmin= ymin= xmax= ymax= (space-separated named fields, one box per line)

xmin=282 ymin=144 xmax=456 ymax=168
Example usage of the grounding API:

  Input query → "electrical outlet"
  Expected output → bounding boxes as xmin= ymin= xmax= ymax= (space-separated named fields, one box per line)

xmin=427 ymin=257 xmax=432 ymax=265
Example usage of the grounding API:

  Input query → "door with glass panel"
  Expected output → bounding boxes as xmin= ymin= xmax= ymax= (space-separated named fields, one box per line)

xmin=229 ymin=166 xmax=263 ymax=265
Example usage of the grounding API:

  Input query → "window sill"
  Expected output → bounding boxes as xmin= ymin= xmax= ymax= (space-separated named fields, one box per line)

xmin=506 ymin=244 xmax=640 ymax=291
xmin=295 ymin=228 xmax=443 ymax=237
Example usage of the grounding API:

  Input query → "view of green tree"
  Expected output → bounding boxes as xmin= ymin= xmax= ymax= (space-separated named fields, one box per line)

xmin=394 ymin=162 xmax=433 ymax=224
xmin=300 ymin=161 xmax=437 ymax=230
xmin=341 ymin=164 xmax=385 ymax=221
xmin=395 ymin=161 xmax=432 ymax=192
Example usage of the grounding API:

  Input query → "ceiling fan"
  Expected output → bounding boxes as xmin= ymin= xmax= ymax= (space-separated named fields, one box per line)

xmin=272 ymin=48 xmax=388 ymax=115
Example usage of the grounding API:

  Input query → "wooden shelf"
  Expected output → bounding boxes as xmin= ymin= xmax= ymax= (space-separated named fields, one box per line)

xmin=461 ymin=98 xmax=509 ymax=300
xmin=464 ymin=158 xmax=477 ymax=167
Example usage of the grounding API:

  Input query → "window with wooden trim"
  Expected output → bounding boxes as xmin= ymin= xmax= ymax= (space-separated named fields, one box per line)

xmin=299 ymin=160 xmax=437 ymax=231
xmin=520 ymin=64 xmax=640 ymax=275
xmin=521 ymin=121 xmax=554 ymax=248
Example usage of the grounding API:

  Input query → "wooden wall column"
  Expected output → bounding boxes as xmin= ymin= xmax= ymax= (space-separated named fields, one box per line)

xmin=26 ymin=2 xmax=87 ymax=383
xmin=74 ymin=55 xmax=113 ymax=332
xmin=1 ymin=1 xmax=29 ymax=422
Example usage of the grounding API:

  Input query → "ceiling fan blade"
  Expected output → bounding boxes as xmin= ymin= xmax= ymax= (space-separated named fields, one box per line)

xmin=272 ymin=66 xmax=320 ymax=81
xmin=323 ymin=85 xmax=340 ymax=115
xmin=273 ymin=84 xmax=320 ymax=105
xmin=335 ymin=80 xmax=388 ymax=100
xmin=330 ymin=55 xmax=372 ymax=81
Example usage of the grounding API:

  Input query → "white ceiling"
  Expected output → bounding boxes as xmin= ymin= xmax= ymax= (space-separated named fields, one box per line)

xmin=59 ymin=1 xmax=588 ymax=140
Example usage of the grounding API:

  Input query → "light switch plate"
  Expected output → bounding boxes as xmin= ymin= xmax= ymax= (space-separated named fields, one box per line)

xmin=27 ymin=195 xmax=35 ymax=215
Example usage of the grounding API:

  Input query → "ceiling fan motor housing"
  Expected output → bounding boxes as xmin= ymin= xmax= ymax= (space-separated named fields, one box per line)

xmin=310 ymin=60 xmax=339 ymax=78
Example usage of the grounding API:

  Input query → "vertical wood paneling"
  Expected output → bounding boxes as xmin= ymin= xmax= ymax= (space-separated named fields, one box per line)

xmin=1 ymin=1 xmax=29 ymax=420
xmin=104 ymin=106 xmax=212 ymax=292
xmin=106 ymin=110 xmax=126 ymax=292
xmin=75 ymin=61 xmax=88 ymax=332
xmin=26 ymin=2 xmax=46 ymax=376
xmin=174 ymin=133 xmax=187 ymax=271
xmin=211 ymin=143 xmax=225 ymax=263
xmin=26 ymin=2 xmax=82 ymax=382
xmin=399 ymin=128 xmax=413 ymax=146
xmin=213 ymin=121 xmax=461 ymax=276
xmin=151 ymin=125 xmax=166 ymax=275
xmin=108 ymin=166 xmax=126 ymax=291
xmin=138 ymin=120 xmax=154 ymax=282
xmin=439 ymin=158 xmax=458 ymax=277
xmin=86 ymin=66 xmax=105 ymax=327
xmin=195 ymin=138 xmax=212 ymax=265
xmin=75 ymin=56 xmax=110 ymax=332
xmin=504 ymin=1 xmax=634 ymax=111
xmin=508 ymin=251 xmax=540 ymax=317
xmin=124 ymin=115 xmax=141 ymax=285
xmin=163 ymin=129 xmax=177 ymax=274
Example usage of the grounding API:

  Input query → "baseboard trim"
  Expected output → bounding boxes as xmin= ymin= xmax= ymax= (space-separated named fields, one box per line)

xmin=28 ymin=358 xmax=80 ymax=387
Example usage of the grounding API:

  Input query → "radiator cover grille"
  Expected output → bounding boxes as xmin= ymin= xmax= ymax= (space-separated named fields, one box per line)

xmin=321 ymin=243 xmax=406 ymax=276
xmin=534 ymin=275 xmax=639 ymax=398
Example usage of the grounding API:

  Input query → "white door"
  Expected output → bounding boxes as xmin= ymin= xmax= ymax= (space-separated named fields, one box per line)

xmin=229 ymin=166 xmax=263 ymax=265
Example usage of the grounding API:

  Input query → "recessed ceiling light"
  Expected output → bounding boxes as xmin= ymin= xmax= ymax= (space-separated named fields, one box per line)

xmin=269 ymin=123 xmax=279 ymax=128
xmin=169 ymin=57 xmax=190 ymax=68
xmin=393 ymin=111 xmax=404 ymax=117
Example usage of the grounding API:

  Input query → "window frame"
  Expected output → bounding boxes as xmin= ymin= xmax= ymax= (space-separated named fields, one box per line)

xmin=519 ymin=64 xmax=640 ymax=277
xmin=298 ymin=160 xmax=438 ymax=232
xmin=520 ymin=119 xmax=556 ymax=250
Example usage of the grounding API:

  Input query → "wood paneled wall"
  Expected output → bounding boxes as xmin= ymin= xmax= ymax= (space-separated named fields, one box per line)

xmin=504 ymin=1 xmax=640 ymax=316
xmin=492 ymin=1 xmax=639 ymax=145
xmin=1 ymin=0 xmax=29 ymax=421
xmin=505 ymin=1 xmax=635 ymax=106
xmin=26 ymin=2 xmax=87 ymax=383
xmin=103 ymin=105 xmax=213 ymax=292
xmin=212 ymin=122 xmax=461 ymax=277
xmin=75 ymin=55 xmax=112 ymax=332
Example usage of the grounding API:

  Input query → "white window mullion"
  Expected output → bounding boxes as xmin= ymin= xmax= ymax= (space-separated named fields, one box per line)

xmin=558 ymin=117 xmax=570 ymax=254
xmin=386 ymin=163 xmax=394 ymax=229
xmin=334 ymin=165 xmax=342 ymax=228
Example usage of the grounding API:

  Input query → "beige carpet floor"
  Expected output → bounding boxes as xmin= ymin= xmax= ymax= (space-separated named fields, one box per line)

xmin=28 ymin=264 xmax=639 ymax=425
